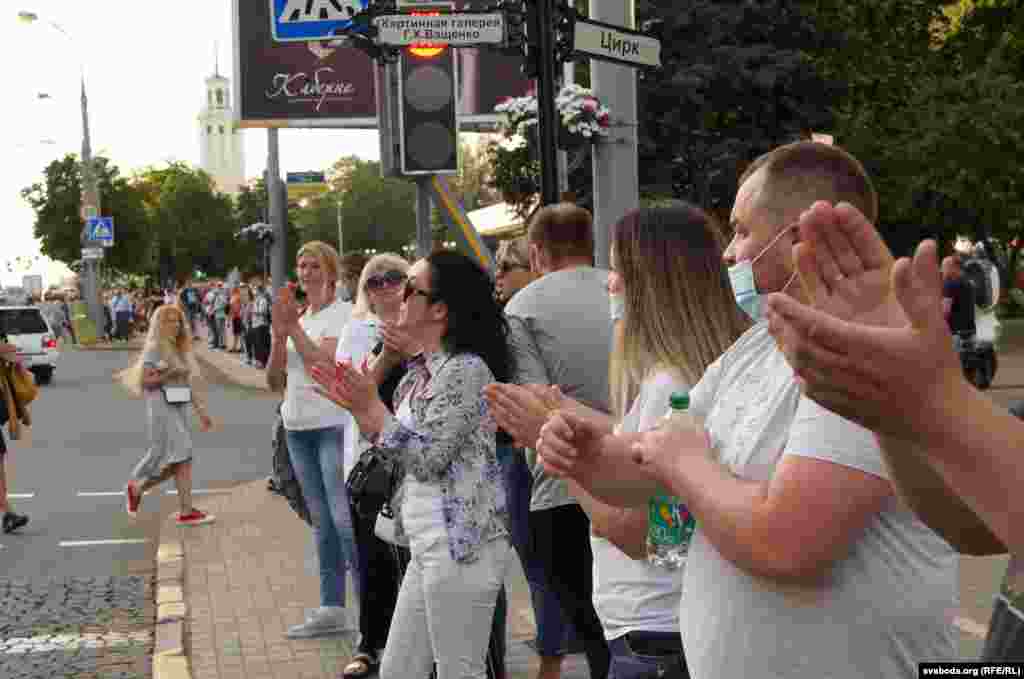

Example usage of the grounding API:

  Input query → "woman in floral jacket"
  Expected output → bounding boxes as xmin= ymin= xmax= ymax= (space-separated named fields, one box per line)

xmin=312 ymin=251 xmax=513 ymax=679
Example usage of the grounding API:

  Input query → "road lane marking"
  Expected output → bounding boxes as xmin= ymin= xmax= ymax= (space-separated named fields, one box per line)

xmin=165 ymin=489 xmax=231 ymax=495
xmin=77 ymin=491 xmax=124 ymax=497
xmin=9 ymin=493 xmax=35 ymax=499
xmin=58 ymin=539 xmax=150 ymax=547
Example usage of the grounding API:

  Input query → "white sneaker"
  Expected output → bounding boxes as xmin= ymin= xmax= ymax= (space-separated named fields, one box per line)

xmin=285 ymin=606 xmax=350 ymax=639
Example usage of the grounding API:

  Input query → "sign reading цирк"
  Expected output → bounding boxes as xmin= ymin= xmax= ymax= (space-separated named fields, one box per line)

xmin=573 ymin=18 xmax=662 ymax=69
xmin=374 ymin=12 xmax=506 ymax=46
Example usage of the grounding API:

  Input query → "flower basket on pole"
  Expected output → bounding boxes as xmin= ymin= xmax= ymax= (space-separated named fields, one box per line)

xmin=488 ymin=85 xmax=611 ymax=217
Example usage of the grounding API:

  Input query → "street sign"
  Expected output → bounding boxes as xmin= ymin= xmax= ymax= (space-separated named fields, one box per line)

xmin=375 ymin=12 xmax=506 ymax=47
xmin=572 ymin=17 xmax=661 ymax=69
xmin=86 ymin=216 xmax=115 ymax=247
xmin=270 ymin=0 xmax=370 ymax=43
xmin=286 ymin=171 xmax=326 ymax=184
xmin=81 ymin=247 xmax=104 ymax=260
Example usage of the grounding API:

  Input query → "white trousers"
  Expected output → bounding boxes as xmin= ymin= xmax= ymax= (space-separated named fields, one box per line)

xmin=381 ymin=536 xmax=511 ymax=679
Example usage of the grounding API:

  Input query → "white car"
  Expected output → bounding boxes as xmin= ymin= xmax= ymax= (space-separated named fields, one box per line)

xmin=0 ymin=305 xmax=59 ymax=384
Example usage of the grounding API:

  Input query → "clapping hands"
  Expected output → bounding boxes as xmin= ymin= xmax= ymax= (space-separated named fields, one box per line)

xmin=483 ymin=383 xmax=565 ymax=448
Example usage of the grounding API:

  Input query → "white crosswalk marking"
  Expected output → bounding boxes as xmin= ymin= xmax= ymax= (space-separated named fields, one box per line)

xmin=58 ymin=539 xmax=150 ymax=547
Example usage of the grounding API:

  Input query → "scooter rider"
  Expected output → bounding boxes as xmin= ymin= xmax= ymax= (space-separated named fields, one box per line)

xmin=942 ymin=255 xmax=976 ymax=350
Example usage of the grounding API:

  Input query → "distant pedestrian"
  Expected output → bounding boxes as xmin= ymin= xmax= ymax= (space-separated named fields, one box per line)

xmin=213 ymin=284 xmax=228 ymax=350
xmin=119 ymin=305 xmax=216 ymax=527
xmin=61 ymin=296 xmax=77 ymax=345
xmin=179 ymin=282 xmax=201 ymax=338
xmin=249 ymin=284 xmax=272 ymax=369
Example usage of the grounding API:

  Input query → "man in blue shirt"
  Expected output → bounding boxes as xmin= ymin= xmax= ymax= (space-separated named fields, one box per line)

xmin=112 ymin=290 xmax=133 ymax=342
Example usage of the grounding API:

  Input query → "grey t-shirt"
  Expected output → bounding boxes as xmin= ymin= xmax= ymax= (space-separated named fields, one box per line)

xmin=504 ymin=266 xmax=611 ymax=511
xmin=683 ymin=323 xmax=957 ymax=678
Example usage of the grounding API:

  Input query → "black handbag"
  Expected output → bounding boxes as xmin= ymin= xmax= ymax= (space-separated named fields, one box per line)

xmin=346 ymin=447 xmax=399 ymax=519
xmin=270 ymin=401 xmax=312 ymax=526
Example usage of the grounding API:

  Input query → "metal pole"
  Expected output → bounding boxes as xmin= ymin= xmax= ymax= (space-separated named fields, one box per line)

xmin=342 ymin=199 xmax=350 ymax=258
xmin=416 ymin=176 xmax=433 ymax=258
xmin=535 ymin=0 xmax=561 ymax=206
xmin=78 ymin=75 xmax=104 ymax=333
xmin=267 ymin=128 xmax=287 ymax=296
xmin=557 ymin=61 xmax=575 ymax=196
xmin=589 ymin=0 xmax=639 ymax=269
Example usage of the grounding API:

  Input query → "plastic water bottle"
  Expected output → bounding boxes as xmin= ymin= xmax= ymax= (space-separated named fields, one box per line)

xmin=646 ymin=392 xmax=699 ymax=570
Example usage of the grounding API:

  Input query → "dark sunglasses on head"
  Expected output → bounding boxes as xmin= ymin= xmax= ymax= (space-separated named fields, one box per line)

xmin=402 ymin=280 xmax=433 ymax=303
xmin=366 ymin=270 xmax=407 ymax=291
xmin=496 ymin=261 xmax=528 ymax=275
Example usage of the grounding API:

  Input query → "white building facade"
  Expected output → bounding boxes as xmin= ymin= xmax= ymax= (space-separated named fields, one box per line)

xmin=198 ymin=70 xmax=245 ymax=195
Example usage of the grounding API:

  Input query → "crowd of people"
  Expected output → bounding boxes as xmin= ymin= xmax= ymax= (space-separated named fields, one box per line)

xmin=292 ymin=140 xmax=1024 ymax=679
xmin=4 ymin=138 xmax=1024 ymax=678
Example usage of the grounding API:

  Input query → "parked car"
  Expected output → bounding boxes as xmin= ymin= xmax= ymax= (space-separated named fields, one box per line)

xmin=0 ymin=305 xmax=60 ymax=384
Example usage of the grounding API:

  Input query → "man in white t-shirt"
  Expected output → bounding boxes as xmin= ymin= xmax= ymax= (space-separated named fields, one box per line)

xmin=539 ymin=142 xmax=958 ymax=678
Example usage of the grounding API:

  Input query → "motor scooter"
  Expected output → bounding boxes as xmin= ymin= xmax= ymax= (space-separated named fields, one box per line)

xmin=958 ymin=252 xmax=1001 ymax=390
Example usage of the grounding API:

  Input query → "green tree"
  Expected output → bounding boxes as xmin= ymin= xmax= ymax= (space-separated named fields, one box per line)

xmin=635 ymin=0 xmax=835 ymax=213
xmin=21 ymin=154 xmax=153 ymax=276
xmin=297 ymin=158 xmax=417 ymax=254
xmin=135 ymin=162 xmax=236 ymax=284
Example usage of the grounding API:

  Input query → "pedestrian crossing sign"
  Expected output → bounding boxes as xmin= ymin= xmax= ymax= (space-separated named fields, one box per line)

xmin=86 ymin=216 xmax=114 ymax=247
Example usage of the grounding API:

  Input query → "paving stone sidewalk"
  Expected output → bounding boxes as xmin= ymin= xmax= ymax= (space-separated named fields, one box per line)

xmin=173 ymin=481 xmax=589 ymax=679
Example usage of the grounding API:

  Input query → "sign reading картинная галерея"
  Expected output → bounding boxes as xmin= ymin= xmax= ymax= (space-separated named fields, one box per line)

xmin=374 ymin=12 xmax=506 ymax=46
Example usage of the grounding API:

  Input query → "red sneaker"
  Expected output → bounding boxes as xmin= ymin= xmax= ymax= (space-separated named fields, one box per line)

xmin=176 ymin=509 xmax=215 ymax=526
xmin=125 ymin=483 xmax=141 ymax=518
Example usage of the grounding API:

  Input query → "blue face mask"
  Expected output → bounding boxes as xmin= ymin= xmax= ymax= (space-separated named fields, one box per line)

xmin=727 ymin=226 xmax=797 ymax=323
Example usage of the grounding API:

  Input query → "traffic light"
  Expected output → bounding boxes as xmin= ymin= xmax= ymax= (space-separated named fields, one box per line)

xmin=398 ymin=4 xmax=459 ymax=175
xmin=502 ymin=0 xmax=526 ymax=48
xmin=522 ymin=0 xmax=541 ymax=79
xmin=553 ymin=0 xmax=575 ymax=62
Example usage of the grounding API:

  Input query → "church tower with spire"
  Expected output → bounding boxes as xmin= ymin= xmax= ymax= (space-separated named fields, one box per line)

xmin=198 ymin=50 xmax=245 ymax=195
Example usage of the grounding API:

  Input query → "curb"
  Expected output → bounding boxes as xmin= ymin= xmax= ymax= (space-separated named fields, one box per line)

xmin=153 ymin=532 xmax=192 ymax=679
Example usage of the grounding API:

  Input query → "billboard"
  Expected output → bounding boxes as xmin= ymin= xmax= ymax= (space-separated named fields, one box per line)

xmin=234 ymin=0 xmax=378 ymax=126
xmin=233 ymin=0 xmax=531 ymax=128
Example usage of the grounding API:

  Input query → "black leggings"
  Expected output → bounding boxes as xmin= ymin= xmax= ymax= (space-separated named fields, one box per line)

xmin=529 ymin=503 xmax=611 ymax=679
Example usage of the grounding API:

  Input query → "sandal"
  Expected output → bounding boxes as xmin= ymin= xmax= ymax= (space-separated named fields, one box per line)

xmin=343 ymin=653 xmax=379 ymax=678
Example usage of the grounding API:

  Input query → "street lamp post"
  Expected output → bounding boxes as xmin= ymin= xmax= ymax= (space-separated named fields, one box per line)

xmin=18 ymin=10 xmax=104 ymax=336
xmin=342 ymin=200 xmax=350 ymax=259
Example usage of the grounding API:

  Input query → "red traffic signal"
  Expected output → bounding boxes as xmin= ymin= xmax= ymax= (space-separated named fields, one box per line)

xmin=407 ymin=10 xmax=446 ymax=58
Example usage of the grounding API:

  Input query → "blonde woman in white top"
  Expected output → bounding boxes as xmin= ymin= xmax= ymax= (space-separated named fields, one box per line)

xmin=266 ymin=241 xmax=357 ymax=639
xmin=336 ymin=253 xmax=416 ymax=679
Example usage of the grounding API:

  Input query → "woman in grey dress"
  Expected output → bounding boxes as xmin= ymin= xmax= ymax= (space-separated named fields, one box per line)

xmin=119 ymin=304 xmax=215 ymax=526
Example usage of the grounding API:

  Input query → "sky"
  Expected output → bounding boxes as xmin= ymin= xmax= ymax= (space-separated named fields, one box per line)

xmin=1 ymin=0 xmax=382 ymax=288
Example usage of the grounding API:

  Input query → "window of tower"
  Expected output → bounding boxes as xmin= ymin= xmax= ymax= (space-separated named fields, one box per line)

xmin=216 ymin=89 xmax=224 ymax=107
xmin=207 ymin=125 xmax=212 ymax=134
xmin=219 ymin=125 xmax=225 ymax=134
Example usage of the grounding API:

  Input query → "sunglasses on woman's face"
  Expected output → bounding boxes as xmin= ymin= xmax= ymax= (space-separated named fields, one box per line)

xmin=402 ymin=279 xmax=433 ymax=303
xmin=366 ymin=270 xmax=407 ymax=291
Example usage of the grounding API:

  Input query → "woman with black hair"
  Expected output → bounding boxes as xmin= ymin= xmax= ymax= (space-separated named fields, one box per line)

xmin=312 ymin=251 xmax=513 ymax=679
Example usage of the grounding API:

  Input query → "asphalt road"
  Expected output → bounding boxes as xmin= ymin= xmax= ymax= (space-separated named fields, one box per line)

xmin=0 ymin=344 xmax=277 ymax=577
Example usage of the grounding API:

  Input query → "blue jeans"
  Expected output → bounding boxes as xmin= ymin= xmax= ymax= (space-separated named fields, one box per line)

xmin=286 ymin=426 xmax=358 ymax=608
xmin=607 ymin=633 xmax=688 ymax=679
xmin=498 ymin=443 xmax=577 ymax=657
